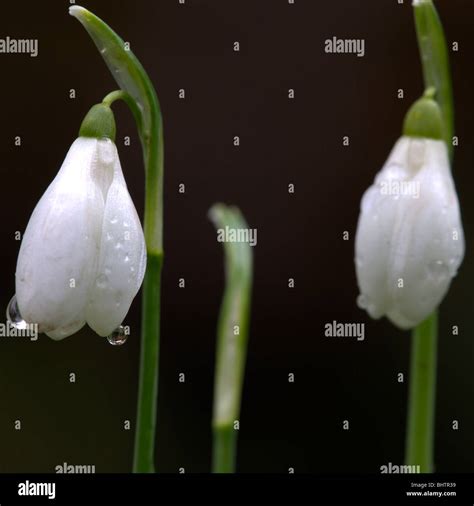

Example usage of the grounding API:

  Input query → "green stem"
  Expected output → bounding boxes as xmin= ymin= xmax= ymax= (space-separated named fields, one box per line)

xmin=405 ymin=0 xmax=453 ymax=474
xmin=135 ymin=252 xmax=163 ymax=472
xmin=209 ymin=204 xmax=253 ymax=473
xmin=102 ymin=90 xmax=128 ymax=107
xmin=212 ymin=425 xmax=237 ymax=473
xmin=135 ymin=103 xmax=163 ymax=473
xmin=70 ymin=6 xmax=164 ymax=473
xmin=102 ymin=90 xmax=141 ymax=123
xmin=405 ymin=312 xmax=438 ymax=472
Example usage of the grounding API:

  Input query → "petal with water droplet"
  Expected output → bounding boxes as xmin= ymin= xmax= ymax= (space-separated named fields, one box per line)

xmin=15 ymin=138 xmax=114 ymax=338
xmin=86 ymin=146 xmax=146 ymax=337
xmin=355 ymin=136 xmax=464 ymax=329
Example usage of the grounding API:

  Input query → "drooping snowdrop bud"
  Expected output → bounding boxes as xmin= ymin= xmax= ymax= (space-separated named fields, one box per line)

xmin=355 ymin=89 xmax=464 ymax=330
xmin=15 ymin=103 xmax=146 ymax=339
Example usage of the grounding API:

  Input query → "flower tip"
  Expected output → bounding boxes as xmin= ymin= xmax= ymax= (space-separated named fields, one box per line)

xmin=208 ymin=203 xmax=225 ymax=224
xmin=68 ymin=5 xmax=88 ymax=19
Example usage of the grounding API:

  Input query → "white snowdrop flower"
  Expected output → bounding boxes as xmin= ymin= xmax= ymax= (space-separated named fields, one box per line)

xmin=355 ymin=91 xmax=464 ymax=329
xmin=15 ymin=104 xmax=146 ymax=339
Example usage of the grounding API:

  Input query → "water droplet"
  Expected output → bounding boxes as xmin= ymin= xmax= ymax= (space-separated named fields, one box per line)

xmin=447 ymin=257 xmax=460 ymax=277
xmin=426 ymin=260 xmax=450 ymax=284
xmin=124 ymin=255 xmax=130 ymax=263
xmin=107 ymin=325 xmax=127 ymax=346
xmin=356 ymin=294 xmax=368 ymax=310
xmin=6 ymin=295 xmax=28 ymax=330
xmin=110 ymin=217 xmax=118 ymax=224
xmin=96 ymin=274 xmax=109 ymax=289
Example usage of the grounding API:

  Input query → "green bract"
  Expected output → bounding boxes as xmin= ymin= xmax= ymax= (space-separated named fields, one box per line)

xmin=209 ymin=204 xmax=253 ymax=473
xmin=414 ymin=0 xmax=453 ymax=157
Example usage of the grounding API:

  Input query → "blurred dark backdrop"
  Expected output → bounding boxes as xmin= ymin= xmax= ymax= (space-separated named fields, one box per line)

xmin=0 ymin=0 xmax=472 ymax=473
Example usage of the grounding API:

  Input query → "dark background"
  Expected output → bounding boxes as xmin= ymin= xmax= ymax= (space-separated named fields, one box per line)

xmin=0 ymin=0 xmax=472 ymax=473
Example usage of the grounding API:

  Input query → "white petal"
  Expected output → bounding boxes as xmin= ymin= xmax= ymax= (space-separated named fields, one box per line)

xmin=46 ymin=319 xmax=86 ymax=341
xmin=86 ymin=144 xmax=146 ymax=337
xmin=15 ymin=137 xmax=115 ymax=338
xmin=355 ymin=136 xmax=464 ymax=329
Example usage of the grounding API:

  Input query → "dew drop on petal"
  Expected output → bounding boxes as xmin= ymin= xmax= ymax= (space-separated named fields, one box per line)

xmin=356 ymin=294 xmax=368 ymax=310
xmin=6 ymin=295 xmax=28 ymax=330
xmin=96 ymin=274 xmax=109 ymax=289
xmin=426 ymin=260 xmax=450 ymax=284
xmin=448 ymin=257 xmax=461 ymax=277
xmin=107 ymin=325 xmax=128 ymax=346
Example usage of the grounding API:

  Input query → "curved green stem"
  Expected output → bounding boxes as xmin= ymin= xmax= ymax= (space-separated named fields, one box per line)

xmin=70 ymin=6 xmax=164 ymax=473
xmin=102 ymin=89 xmax=129 ymax=106
xmin=209 ymin=204 xmax=253 ymax=473
xmin=405 ymin=0 xmax=454 ymax=473
xmin=101 ymin=90 xmax=143 ymax=140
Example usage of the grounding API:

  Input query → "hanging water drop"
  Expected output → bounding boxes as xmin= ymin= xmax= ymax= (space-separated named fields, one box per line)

xmin=107 ymin=325 xmax=127 ymax=346
xmin=6 ymin=295 xmax=28 ymax=330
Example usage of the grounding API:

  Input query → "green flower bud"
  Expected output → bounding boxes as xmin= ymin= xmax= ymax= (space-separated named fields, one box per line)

xmin=79 ymin=103 xmax=116 ymax=142
xmin=402 ymin=87 xmax=443 ymax=141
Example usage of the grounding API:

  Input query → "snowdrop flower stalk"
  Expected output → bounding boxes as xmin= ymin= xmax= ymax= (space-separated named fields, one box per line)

xmin=355 ymin=88 xmax=464 ymax=330
xmin=15 ymin=103 xmax=146 ymax=340
xmin=355 ymin=0 xmax=459 ymax=474
xmin=68 ymin=6 xmax=164 ymax=474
